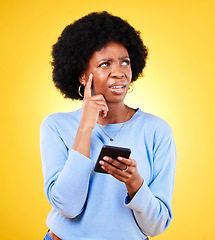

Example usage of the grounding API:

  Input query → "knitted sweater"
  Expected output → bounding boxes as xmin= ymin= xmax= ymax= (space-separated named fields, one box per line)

xmin=40 ymin=108 xmax=176 ymax=240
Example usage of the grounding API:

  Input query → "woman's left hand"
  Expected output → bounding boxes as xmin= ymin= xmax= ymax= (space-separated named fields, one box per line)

xmin=99 ymin=157 xmax=144 ymax=199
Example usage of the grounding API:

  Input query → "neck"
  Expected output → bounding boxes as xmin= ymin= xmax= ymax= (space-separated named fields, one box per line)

xmin=97 ymin=102 xmax=130 ymax=125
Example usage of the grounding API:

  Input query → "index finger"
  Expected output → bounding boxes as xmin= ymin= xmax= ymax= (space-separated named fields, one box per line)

xmin=84 ymin=73 xmax=93 ymax=99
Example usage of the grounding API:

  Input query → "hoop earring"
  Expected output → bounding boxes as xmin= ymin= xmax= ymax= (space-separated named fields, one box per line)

xmin=78 ymin=85 xmax=84 ymax=98
xmin=128 ymin=82 xmax=134 ymax=93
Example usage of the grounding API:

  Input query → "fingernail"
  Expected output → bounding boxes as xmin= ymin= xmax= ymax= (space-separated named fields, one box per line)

xmin=89 ymin=73 xmax=93 ymax=79
xmin=103 ymin=156 xmax=109 ymax=161
xmin=118 ymin=157 xmax=123 ymax=160
xmin=99 ymin=160 xmax=104 ymax=165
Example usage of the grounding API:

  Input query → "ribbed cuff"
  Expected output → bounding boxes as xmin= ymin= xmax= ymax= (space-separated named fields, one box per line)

xmin=125 ymin=181 xmax=152 ymax=213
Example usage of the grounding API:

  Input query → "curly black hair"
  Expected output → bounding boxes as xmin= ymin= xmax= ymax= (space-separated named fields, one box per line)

xmin=51 ymin=11 xmax=148 ymax=100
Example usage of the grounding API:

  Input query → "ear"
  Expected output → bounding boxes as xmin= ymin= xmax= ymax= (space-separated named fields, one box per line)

xmin=79 ymin=72 xmax=87 ymax=86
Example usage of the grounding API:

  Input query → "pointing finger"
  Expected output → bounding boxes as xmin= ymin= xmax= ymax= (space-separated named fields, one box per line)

xmin=84 ymin=73 xmax=93 ymax=99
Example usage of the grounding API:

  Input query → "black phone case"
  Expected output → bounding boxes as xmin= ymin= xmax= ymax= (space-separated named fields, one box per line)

xmin=94 ymin=145 xmax=131 ymax=174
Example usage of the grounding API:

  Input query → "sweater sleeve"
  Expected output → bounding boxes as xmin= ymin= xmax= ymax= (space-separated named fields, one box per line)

xmin=40 ymin=116 xmax=95 ymax=218
xmin=125 ymin=124 xmax=177 ymax=237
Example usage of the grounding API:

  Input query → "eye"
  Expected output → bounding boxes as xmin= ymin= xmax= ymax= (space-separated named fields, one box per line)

xmin=99 ymin=62 xmax=110 ymax=68
xmin=121 ymin=59 xmax=130 ymax=66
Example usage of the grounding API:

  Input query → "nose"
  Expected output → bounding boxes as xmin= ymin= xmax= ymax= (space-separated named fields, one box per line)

xmin=110 ymin=64 xmax=125 ymax=78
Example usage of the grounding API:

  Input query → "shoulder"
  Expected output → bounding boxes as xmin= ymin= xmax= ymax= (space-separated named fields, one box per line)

xmin=136 ymin=109 xmax=173 ymax=137
xmin=40 ymin=109 xmax=82 ymax=129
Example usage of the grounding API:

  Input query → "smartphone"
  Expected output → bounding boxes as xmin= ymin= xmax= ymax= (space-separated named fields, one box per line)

xmin=94 ymin=145 xmax=131 ymax=174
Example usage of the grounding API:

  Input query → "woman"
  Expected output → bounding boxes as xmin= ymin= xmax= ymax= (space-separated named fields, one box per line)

xmin=40 ymin=11 xmax=176 ymax=240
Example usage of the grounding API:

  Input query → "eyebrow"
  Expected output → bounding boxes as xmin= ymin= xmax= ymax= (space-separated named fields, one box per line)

xmin=97 ymin=56 xmax=130 ymax=63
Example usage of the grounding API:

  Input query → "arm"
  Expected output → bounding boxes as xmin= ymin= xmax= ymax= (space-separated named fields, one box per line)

xmin=96 ymin=120 xmax=176 ymax=237
xmin=40 ymin=117 xmax=95 ymax=218
xmin=125 ymin=126 xmax=177 ymax=237
xmin=40 ymin=74 xmax=108 ymax=218
xmin=73 ymin=73 xmax=108 ymax=158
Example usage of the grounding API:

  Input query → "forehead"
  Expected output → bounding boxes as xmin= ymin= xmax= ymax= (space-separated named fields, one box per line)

xmin=90 ymin=42 xmax=129 ymax=62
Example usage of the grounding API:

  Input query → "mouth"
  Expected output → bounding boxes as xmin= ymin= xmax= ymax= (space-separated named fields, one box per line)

xmin=109 ymin=83 xmax=126 ymax=94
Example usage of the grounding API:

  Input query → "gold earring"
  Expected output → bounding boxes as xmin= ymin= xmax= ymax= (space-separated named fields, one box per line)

xmin=78 ymin=85 xmax=84 ymax=98
xmin=128 ymin=82 xmax=134 ymax=93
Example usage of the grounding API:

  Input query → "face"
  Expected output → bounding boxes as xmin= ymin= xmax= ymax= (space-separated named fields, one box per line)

xmin=82 ymin=42 xmax=132 ymax=103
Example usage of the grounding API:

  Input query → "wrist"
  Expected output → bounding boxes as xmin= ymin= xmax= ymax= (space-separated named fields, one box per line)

xmin=126 ymin=176 xmax=144 ymax=200
xmin=78 ymin=122 xmax=94 ymax=132
xmin=72 ymin=124 xmax=92 ymax=158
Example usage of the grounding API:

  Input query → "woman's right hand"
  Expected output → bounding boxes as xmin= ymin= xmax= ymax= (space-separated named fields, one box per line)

xmin=73 ymin=74 xmax=108 ymax=157
xmin=80 ymin=73 xmax=109 ymax=130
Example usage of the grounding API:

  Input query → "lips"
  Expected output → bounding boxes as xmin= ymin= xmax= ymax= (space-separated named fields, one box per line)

xmin=108 ymin=82 xmax=126 ymax=94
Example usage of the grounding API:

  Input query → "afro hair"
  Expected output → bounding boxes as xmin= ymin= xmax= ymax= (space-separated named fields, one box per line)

xmin=51 ymin=11 xmax=148 ymax=100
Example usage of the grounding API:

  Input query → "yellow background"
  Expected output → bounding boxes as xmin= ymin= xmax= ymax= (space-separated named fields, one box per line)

xmin=1 ymin=0 xmax=214 ymax=239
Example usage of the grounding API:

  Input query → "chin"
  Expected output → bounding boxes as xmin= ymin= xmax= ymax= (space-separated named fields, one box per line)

xmin=105 ymin=93 xmax=127 ymax=104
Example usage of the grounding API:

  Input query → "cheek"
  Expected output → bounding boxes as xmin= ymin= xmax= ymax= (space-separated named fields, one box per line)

xmin=92 ymin=70 xmax=108 ymax=84
xmin=94 ymin=67 xmax=109 ymax=76
xmin=91 ymin=71 xmax=108 ymax=92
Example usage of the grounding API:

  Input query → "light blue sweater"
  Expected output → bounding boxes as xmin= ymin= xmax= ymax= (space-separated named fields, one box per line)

xmin=40 ymin=108 xmax=176 ymax=240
